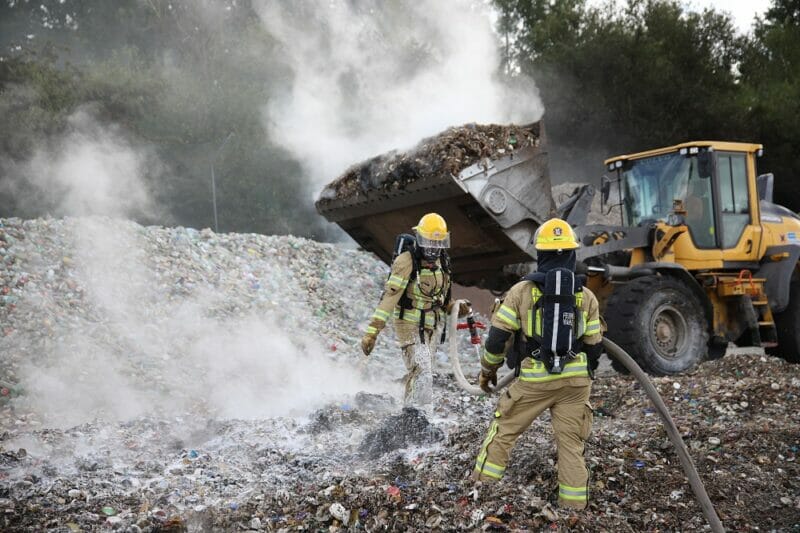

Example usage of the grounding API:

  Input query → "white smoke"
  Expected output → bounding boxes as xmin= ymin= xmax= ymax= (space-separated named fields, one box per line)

xmin=5 ymin=107 xmax=387 ymax=428
xmin=8 ymin=1 xmax=526 ymax=428
xmin=22 ymin=303 xmax=381 ymax=427
xmin=257 ymin=0 xmax=543 ymax=190
xmin=7 ymin=108 xmax=158 ymax=219
xmin=15 ymin=217 xmax=389 ymax=428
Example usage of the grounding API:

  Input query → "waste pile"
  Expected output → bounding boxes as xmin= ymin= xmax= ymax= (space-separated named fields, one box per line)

xmin=1 ymin=216 xmax=799 ymax=532
xmin=318 ymin=122 xmax=540 ymax=203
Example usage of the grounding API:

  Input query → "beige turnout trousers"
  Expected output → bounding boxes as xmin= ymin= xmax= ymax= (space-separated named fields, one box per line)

xmin=473 ymin=376 xmax=593 ymax=509
xmin=394 ymin=318 xmax=439 ymax=407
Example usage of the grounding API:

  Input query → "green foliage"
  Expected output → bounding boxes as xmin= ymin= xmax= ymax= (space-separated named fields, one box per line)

xmin=495 ymin=0 xmax=587 ymax=64
xmin=0 ymin=53 xmax=79 ymax=156
xmin=498 ymin=0 xmax=744 ymax=152
xmin=738 ymin=0 xmax=800 ymax=203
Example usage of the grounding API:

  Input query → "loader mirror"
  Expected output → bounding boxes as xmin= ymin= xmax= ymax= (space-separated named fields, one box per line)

xmin=601 ymin=175 xmax=612 ymax=203
xmin=697 ymin=151 xmax=714 ymax=179
xmin=757 ymin=173 xmax=774 ymax=202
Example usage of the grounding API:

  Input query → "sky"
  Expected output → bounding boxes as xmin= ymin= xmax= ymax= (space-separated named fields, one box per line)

xmin=694 ymin=0 xmax=771 ymax=32
xmin=588 ymin=0 xmax=772 ymax=33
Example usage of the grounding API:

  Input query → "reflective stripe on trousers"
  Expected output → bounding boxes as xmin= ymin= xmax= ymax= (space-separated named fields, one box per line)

xmin=474 ymin=417 xmax=507 ymax=480
xmin=559 ymin=483 xmax=588 ymax=503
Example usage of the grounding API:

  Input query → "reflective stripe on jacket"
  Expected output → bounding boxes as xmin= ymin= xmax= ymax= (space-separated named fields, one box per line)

xmin=519 ymin=352 xmax=589 ymax=382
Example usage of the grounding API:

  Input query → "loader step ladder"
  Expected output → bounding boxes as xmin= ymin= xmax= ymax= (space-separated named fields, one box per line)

xmin=738 ymin=270 xmax=778 ymax=348
xmin=712 ymin=270 xmax=778 ymax=349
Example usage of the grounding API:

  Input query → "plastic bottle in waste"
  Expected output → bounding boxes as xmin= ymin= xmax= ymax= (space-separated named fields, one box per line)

xmin=0 ymin=381 xmax=22 ymax=400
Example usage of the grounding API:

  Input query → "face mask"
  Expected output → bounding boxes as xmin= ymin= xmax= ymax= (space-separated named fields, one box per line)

xmin=421 ymin=247 xmax=441 ymax=261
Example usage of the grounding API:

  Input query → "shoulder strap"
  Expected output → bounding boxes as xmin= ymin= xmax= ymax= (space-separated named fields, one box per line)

xmin=441 ymin=251 xmax=451 ymax=274
xmin=528 ymin=283 xmax=544 ymax=343
xmin=395 ymin=249 xmax=419 ymax=318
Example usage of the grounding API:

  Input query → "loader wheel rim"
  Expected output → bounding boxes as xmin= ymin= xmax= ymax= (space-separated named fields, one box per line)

xmin=650 ymin=304 xmax=688 ymax=359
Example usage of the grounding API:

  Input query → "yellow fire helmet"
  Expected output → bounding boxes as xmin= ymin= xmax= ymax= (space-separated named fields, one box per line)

xmin=533 ymin=218 xmax=579 ymax=251
xmin=414 ymin=212 xmax=450 ymax=249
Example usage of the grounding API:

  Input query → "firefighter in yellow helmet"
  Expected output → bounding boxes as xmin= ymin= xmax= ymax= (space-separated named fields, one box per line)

xmin=472 ymin=218 xmax=603 ymax=510
xmin=361 ymin=213 xmax=469 ymax=407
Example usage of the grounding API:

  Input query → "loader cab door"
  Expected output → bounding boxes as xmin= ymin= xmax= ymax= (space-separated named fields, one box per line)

xmin=683 ymin=159 xmax=716 ymax=249
xmin=714 ymin=151 xmax=762 ymax=263
xmin=619 ymin=151 xmax=720 ymax=254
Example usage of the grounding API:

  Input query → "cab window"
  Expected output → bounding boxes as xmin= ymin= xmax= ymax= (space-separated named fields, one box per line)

xmin=717 ymin=153 xmax=750 ymax=249
xmin=684 ymin=173 xmax=716 ymax=248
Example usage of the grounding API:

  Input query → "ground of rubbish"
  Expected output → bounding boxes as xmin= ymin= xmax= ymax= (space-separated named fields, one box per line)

xmin=1 ymin=217 xmax=799 ymax=532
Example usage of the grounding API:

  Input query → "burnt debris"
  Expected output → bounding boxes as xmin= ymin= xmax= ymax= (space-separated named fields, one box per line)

xmin=318 ymin=122 xmax=540 ymax=203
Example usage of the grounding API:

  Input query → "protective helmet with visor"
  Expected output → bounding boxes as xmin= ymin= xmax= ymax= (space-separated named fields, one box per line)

xmin=414 ymin=213 xmax=450 ymax=260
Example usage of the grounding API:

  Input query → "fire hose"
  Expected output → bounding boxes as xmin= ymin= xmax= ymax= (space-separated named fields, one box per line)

xmin=447 ymin=302 xmax=514 ymax=395
xmin=447 ymin=299 xmax=724 ymax=533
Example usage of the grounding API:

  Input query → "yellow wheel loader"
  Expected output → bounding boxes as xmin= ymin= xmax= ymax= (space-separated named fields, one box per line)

xmin=316 ymin=123 xmax=800 ymax=375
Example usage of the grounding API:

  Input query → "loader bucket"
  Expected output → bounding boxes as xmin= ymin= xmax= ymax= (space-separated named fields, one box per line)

xmin=315 ymin=123 xmax=555 ymax=290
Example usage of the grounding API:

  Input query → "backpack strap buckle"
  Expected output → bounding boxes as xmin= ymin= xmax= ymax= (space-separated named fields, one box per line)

xmin=551 ymin=350 xmax=579 ymax=375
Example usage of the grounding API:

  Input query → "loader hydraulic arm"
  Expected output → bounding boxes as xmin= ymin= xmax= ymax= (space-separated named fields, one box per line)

xmin=556 ymin=184 xmax=596 ymax=227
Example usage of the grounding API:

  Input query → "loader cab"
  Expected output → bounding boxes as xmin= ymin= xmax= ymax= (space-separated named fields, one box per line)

xmin=604 ymin=141 xmax=765 ymax=267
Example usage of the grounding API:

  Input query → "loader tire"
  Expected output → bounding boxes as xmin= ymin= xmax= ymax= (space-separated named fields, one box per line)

xmin=604 ymin=275 xmax=709 ymax=376
xmin=769 ymin=280 xmax=800 ymax=363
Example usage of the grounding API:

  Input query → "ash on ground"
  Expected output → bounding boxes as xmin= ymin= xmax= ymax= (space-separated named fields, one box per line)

xmin=359 ymin=407 xmax=444 ymax=460
xmin=1 ymin=217 xmax=799 ymax=532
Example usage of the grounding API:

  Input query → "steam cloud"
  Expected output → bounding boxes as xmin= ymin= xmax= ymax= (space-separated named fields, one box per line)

xmin=7 ymin=110 xmax=386 ymax=428
xmin=3 ymin=108 xmax=159 ymax=220
xmin=18 ymin=218 xmax=388 ymax=428
xmin=257 ymin=0 xmax=543 ymax=191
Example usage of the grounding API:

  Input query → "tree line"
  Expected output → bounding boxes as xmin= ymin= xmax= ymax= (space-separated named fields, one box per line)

xmin=0 ymin=0 xmax=798 ymax=238
xmin=497 ymin=0 xmax=800 ymax=208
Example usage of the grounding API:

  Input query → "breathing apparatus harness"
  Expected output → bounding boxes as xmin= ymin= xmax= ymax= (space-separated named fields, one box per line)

xmin=390 ymin=233 xmax=451 ymax=343
xmin=505 ymin=250 xmax=584 ymax=377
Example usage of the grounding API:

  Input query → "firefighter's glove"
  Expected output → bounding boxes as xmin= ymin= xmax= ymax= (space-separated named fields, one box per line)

xmin=361 ymin=318 xmax=385 ymax=356
xmin=361 ymin=333 xmax=377 ymax=356
xmin=479 ymin=365 xmax=498 ymax=393
xmin=585 ymin=343 xmax=602 ymax=379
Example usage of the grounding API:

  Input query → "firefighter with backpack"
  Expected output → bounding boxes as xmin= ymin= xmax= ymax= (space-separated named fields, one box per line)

xmin=360 ymin=212 xmax=470 ymax=407
xmin=472 ymin=218 xmax=603 ymax=510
